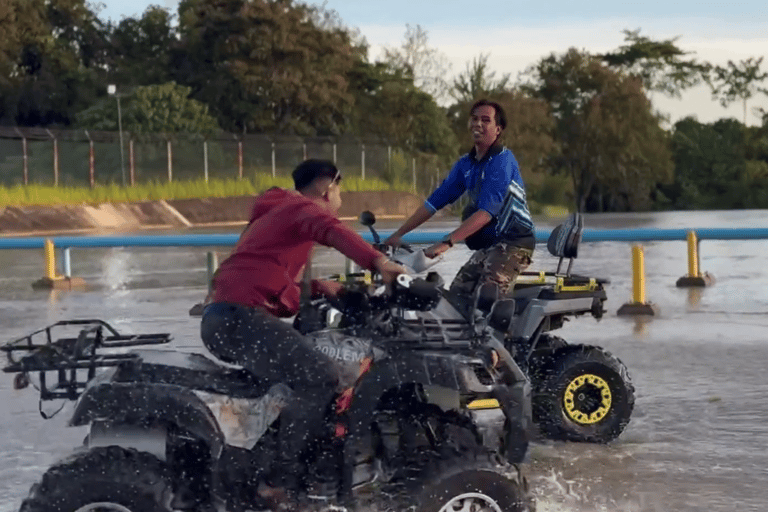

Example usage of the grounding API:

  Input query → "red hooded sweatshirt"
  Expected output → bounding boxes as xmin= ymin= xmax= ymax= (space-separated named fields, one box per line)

xmin=211 ymin=187 xmax=382 ymax=317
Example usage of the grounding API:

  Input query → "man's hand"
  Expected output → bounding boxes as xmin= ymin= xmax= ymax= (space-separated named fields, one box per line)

xmin=425 ymin=242 xmax=451 ymax=259
xmin=315 ymin=279 xmax=345 ymax=299
xmin=383 ymin=234 xmax=404 ymax=248
xmin=373 ymin=255 xmax=407 ymax=285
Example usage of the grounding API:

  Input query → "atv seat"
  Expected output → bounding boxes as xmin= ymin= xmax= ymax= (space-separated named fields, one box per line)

xmin=117 ymin=349 xmax=272 ymax=399
xmin=547 ymin=212 xmax=583 ymax=276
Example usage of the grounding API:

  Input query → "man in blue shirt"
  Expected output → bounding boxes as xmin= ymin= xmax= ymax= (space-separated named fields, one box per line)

xmin=384 ymin=99 xmax=535 ymax=315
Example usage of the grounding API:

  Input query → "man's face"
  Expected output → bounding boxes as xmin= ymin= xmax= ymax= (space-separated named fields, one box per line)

xmin=469 ymin=105 xmax=501 ymax=148
xmin=325 ymin=176 xmax=342 ymax=213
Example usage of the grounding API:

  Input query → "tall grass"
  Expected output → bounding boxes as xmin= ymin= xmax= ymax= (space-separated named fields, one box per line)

xmin=0 ymin=174 xmax=413 ymax=206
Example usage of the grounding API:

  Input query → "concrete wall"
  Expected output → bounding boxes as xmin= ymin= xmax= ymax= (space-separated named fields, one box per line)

xmin=0 ymin=191 xmax=428 ymax=236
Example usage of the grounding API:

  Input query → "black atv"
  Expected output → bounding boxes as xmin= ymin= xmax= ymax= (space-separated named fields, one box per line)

xmin=305 ymin=211 xmax=635 ymax=445
xmin=500 ymin=213 xmax=635 ymax=444
xmin=3 ymin=273 xmax=535 ymax=512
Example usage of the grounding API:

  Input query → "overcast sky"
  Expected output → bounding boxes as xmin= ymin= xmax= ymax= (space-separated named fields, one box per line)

xmin=99 ymin=0 xmax=768 ymax=126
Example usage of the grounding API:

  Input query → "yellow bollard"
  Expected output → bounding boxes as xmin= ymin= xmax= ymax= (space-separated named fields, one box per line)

xmin=44 ymin=239 xmax=58 ymax=281
xmin=676 ymin=231 xmax=714 ymax=287
xmin=687 ymin=231 xmax=699 ymax=277
xmin=32 ymin=239 xmax=86 ymax=290
xmin=631 ymin=244 xmax=646 ymax=304
xmin=617 ymin=244 xmax=658 ymax=316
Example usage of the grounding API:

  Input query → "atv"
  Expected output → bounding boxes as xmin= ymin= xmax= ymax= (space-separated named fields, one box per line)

xmin=3 ymin=272 xmax=536 ymax=512
xmin=301 ymin=211 xmax=635 ymax=445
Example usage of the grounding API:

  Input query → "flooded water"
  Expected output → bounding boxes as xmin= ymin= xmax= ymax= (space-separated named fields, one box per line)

xmin=1 ymin=209 xmax=768 ymax=512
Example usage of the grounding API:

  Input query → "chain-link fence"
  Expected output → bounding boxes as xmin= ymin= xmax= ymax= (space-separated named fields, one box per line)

xmin=0 ymin=127 xmax=449 ymax=193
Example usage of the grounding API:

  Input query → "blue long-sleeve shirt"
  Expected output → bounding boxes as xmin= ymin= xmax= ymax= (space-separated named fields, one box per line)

xmin=426 ymin=145 xmax=534 ymax=250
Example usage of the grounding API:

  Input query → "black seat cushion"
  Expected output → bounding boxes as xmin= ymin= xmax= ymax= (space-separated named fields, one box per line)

xmin=547 ymin=213 xmax=583 ymax=259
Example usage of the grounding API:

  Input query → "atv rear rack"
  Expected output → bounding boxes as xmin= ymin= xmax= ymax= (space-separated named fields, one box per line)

xmin=1 ymin=319 xmax=172 ymax=401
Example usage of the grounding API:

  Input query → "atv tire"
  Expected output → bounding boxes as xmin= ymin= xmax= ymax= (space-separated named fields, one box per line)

xmin=415 ymin=465 xmax=534 ymax=512
xmin=383 ymin=418 xmax=534 ymax=511
xmin=532 ymin=344 xmax=634 ymax=443
xmin=20 ymin=446 xmax=175 ymax=512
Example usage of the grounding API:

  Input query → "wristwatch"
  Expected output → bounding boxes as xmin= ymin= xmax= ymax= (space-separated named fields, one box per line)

xmin=441 ymin=234 xmax=454 ymax=247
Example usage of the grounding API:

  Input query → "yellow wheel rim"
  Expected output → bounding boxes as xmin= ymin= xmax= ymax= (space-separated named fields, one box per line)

xmin=563 ymin=373 xmax=612 ymax=425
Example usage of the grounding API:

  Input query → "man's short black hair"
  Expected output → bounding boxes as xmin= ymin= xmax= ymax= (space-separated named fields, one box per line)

xmin=292 ymin=159 xmax=340 ymax=190
xmin=471 ymin=99 xmax=507 ymax=130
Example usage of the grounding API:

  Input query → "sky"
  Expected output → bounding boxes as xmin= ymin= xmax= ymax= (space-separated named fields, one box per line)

xmin=97 ymin=0 xmax=768 ymax=126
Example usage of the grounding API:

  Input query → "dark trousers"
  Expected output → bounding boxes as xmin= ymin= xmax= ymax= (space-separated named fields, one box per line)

xmin=200 ymin=303 xmax=339 ymax=471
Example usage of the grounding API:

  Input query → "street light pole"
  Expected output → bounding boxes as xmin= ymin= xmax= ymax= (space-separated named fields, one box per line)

xmin=108 ymin=84 xmax=126 ymax=186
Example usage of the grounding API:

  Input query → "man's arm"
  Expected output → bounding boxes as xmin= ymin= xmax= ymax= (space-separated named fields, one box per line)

xmin=385 ymin=160 xmax=466 ymax=247
xmin=384 ymin=205 xmax=434 ymax=246
xmin=424 ymin=210 xmax=492 ymax=258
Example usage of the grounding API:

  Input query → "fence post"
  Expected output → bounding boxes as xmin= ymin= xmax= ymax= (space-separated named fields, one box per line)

xmin=203 ymin=139 xmax=209 ymax=182
xmin=333 ymin=143 xmax=337 ymax=164
xmin=617 ymin=244 xmax=658 ymax=316
xmin=361 ymin=143 xmax=365 ymax=180
xmin=53 ymin=137 xmax=59 ymax=186
xmin=676 ymin=231 xmax=715 ymax=287
xmin=85 ymin=130 xmax=95 ymax=188
xmin=167 ymin=139 xmax=173 ymax=182
xmin=271 ymin=142 xmax=276 ymax=178
xmin=303 ymin=142 xmax=307 ymax=161
xmin=238 ymin=140 xmax=244 ymax=179
xmin=15 ymin=128 xmax=28 ymax=185
xmin=46 ymin=129 xmax=59 ymax=186
xmin=412 ymin=156 xmax=416 ymax=193
xmin=129 ymin=139 xmax=135 ymax=186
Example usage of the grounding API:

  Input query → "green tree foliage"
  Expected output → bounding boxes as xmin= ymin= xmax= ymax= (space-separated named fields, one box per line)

xmin=77 ymin=82 xmax=220 ymax=136
xmin=709 ymin=57 xmax=768 ymax=125
xmin=664 ymin=117 xmax=768 ymax=209
xmin=107 ymin=5 xmax=176 ymax=87
xmin=173 ymin=0 xmax=358 ymax=135
xmin=348 ymin=60 xmax=457 ymax=159
xmin=526 ymin=48 xmax=673 ymax=212
xmin=0 ymin=0 xmax=109 ymax=126
xmin=600 ymin=29 xmax=710 ymax=98
xmin=450 ymin=53 xmax=511 ymax=104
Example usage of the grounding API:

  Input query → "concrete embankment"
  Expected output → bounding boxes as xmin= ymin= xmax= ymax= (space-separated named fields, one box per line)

xmin=0 ymin=191 xmax=427 ymax=237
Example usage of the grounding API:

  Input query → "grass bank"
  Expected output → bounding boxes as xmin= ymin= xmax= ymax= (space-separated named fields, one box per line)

xmin=0 ymin=175 xmax=413 ymax=207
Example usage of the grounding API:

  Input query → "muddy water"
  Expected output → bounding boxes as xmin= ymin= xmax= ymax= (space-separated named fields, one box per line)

xmin=1 ymin=210 xmax=767 ymax=512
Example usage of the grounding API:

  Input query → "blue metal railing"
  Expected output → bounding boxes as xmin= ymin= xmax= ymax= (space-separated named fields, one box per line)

xmin=2 ymin=227 xmax=768 ymax=250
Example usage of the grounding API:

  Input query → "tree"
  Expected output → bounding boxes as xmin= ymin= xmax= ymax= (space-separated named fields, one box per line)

xmin=450 ymin=53 xmax=511 ymax=103
xmin=0 ymin=0 xmax=109 ymax=126
xmin=350 ymin=60 xmax=456 ymax=154
xmin=667 ymin=117 xmax=749 ymax=208
xmin=600 ymin=29 xmax=710 ymax=98
xmin=382 ymin=24 xmax=452 ymax=103
xmin=107 ymin=5 xmax=177 ymax=87
xmin=526 ymin=48 xmax=673 ymax=212
xmin=173 ymin=0 xmax=358 ymax=135
xmin=709 ymin=57 xmax=768 ymax=125
xmin=76 ymin=82 xmax=220 ymax=136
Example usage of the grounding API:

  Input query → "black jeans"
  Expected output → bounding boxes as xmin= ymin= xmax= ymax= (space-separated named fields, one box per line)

xmin=200 ymin=302 xmax=339 ymax=473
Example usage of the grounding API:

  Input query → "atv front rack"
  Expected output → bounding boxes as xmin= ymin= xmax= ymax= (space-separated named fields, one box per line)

xmin=1 ymin=319 xmax=172 ymax=401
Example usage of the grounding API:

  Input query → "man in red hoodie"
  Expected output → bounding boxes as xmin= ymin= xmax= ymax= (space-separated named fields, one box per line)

xmin=200 ymin=159 xmax=404 ymax=493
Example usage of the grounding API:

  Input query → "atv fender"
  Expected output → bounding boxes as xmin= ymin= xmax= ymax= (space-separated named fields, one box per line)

xmin=339 ymin=354 xmax=532 ymax=500
xmin=69 ymin=382 xmax=225 ymax=459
